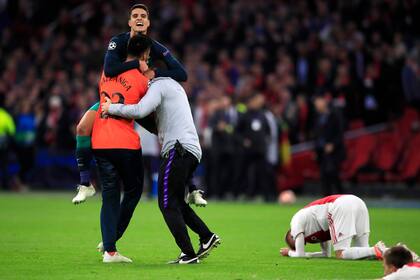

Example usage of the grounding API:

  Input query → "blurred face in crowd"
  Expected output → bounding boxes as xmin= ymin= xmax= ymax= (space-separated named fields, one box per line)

xmin=129 ymin=8 xmax=150 ymax=35
xmin=220 ymin=96 xmax=231 ymax=109
xmin=248 ymin=94 xmax=265 ymax=110
xmin=314 ymin=96 xmax=328 ymax=113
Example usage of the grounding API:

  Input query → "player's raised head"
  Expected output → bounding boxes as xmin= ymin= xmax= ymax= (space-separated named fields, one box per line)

xmin=128 ymin=3 xmax=150 ymax=34
xmin=285 ymin=229 xmax=296 ymax=250
xmin=383 ymin=246 xmax=413 ymax=276
xmin=127 ymin=34 xmax=152 ymax=59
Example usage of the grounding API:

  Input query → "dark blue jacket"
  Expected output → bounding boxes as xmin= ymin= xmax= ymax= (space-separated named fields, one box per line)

xmin=103 ymin=32 xmax=187 ymax=82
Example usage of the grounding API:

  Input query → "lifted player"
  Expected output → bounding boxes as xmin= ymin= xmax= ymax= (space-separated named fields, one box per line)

xmin=280 ymin=194 xmax=387 ymax=260
xmin=72 ymin=3 xmax=206 ymax=206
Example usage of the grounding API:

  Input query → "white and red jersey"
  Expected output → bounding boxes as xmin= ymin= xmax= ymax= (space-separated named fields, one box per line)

xmin=383 ymin=263 xmax=420 ymax=280
xmin=290 ymin=194 xmax=369 ymax=245
xmin=290 ymin=195 xmax=344 ymax=244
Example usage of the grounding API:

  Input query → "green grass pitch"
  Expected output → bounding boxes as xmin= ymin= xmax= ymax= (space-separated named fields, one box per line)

xmin=1 ymin=193 xmax=420 ymax=280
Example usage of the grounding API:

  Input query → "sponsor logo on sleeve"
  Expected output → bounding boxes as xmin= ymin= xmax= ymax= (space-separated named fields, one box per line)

xmin=108 ymin=41 xmax=117 ymax=50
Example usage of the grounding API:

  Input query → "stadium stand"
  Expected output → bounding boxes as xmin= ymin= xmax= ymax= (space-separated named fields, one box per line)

xmin=1 ymin=0 xmax=419 ymax=196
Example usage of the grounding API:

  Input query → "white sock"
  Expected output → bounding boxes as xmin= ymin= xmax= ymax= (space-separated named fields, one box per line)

xmin=342 ymin=247 xmax=376 ymax=259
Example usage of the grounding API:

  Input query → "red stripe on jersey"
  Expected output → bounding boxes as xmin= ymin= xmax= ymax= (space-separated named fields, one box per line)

xmin=328 ymin=213 xmax=337 ymax=244
xmin=407 ymin=263 xmax=420 ymax=268
xmin=304 ymin=195 xmax=345 ymax=208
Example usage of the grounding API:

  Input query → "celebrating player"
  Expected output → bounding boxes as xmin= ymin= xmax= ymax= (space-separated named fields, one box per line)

xmin=381 ymin=245 xmax=420 ymax=279
xmin=101 ymin=76 xmax=221 ymax=264
xmin=92 ymin=34 xmax=150 ymax=263
xmin=280 ymin=194 xmax=387 ymax=260
xmin=72 ymin=3 xmax=206 ymax=206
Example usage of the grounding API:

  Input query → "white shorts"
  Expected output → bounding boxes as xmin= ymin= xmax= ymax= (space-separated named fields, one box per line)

xmin=334 ymin=232 xmax=369 ymax=251
xmin=327 ymin=195 xmax=370 ymax=249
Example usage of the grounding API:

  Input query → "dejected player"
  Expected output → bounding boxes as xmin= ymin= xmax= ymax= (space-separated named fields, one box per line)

xmin=280 ymin=194 xmax=388 ymax=260
xmin=72 ymin=3 xmax=206 ymax=207
xmin=381 ymin=245 xmax=420 ymax=280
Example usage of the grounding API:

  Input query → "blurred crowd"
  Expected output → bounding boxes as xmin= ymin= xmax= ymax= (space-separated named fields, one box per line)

xmin=1 ymin=0 xmax=420 ymax=196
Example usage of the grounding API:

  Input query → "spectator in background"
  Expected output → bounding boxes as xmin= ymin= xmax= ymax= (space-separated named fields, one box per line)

xmin=296 ymin=94 xmax=309 ymax=142
xmin=313 ymin=92 xmax=346 ymax=196
xmin=0 ymin=96 xmax=16 ymax=190
xmin=208 ymin=95 xmax=237 ymax=198
xmin=279 ymin=89 xmax=299 ymax=144
xmin=264 ymin=106 xmax=279 ymax=201
xmin=402 ymin=52 xmax=420 ymax=111
xmin=14 ymin=99 xmax=37 ymax=190
xmin=236 ymin=94 xmax=271 ymax=200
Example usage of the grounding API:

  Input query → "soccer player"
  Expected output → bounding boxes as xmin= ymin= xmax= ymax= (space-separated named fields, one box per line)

xmin=280 ymin=194 xmax=387 ymax=260
xmin=382 ymin=246 xmax=420 ymax=279
xmin=101 ymin=76 xmax=221 ymax=264
xmin=92 ymin=34 xmax=150 ymax=263
xmin=72 ymin=3 xmax=206 ymax=206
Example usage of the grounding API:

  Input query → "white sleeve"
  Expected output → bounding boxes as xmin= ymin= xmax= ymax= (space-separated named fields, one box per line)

xmin=290 ymin=212 xmax=305 ymax=239
xmin=288 ymin=233 xmax=329 ymax=258
xmin=108 ymin=85 xmax=162 ymax=119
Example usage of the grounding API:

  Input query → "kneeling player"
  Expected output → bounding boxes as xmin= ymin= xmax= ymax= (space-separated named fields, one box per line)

xmin=280 ymin=194 xmax=387 ymax=260
xmin=382 ymin=245 xmax=420 ymax=279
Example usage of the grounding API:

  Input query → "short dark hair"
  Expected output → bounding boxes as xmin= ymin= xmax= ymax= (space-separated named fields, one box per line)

xmin=127 ymin=34 xmax=152 ymax=58
xmin=384 ymin=246 xmax=413 ymax=269
xmin=285 ymin=229 xmax=296 ymax=250
xmin=129 ymin=3 xmax=149 ymax=18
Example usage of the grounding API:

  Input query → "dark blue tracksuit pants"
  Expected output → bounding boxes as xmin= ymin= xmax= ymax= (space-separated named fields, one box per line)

xmin=93 ymin=149 xmax=144 ymax=252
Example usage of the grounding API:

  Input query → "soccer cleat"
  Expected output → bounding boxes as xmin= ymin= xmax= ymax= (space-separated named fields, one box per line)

xmin=197 ymin=233 xmax=221 ymax=259
xmin=168 ymin=253 xmax=199 ymax=264
xmin=72 ymin=184 xmax=96 ymax=204
xmin=97 ymin=241 xmax=104 ymax=253
xmin=397 ymin=242 xmax=420 ymax=262
xmin=186 ymin=190 xmax=207 ymax=207
xmin=374 ymin=241 xmax=388 ymax=260
xmin=103 ymin=251 xmax=133 ymax=263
